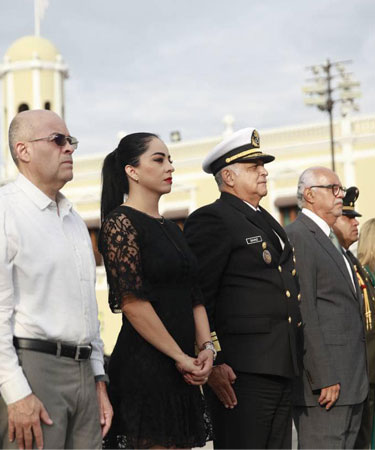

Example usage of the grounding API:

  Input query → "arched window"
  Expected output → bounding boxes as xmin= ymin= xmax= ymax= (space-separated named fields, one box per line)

xmin=44 ymin=101 xmax=51 ymax=110
xmin=18 ymin=103 xmax=29 ymax=112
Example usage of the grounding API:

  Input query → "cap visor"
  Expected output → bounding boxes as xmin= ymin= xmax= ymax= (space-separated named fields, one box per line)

xmin=240 ymin=153 xmax=275 ymax=164
xmin=342 ymin=211 xmax=362 ymax=217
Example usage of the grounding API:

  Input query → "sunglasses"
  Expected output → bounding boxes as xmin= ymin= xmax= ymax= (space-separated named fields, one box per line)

xmin=29 ymin=133 xmax=79 ymax=149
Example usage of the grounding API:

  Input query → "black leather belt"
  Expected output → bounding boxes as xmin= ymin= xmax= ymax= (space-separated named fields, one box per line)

xmin=13 ymin=337 xmax=92 ymax=361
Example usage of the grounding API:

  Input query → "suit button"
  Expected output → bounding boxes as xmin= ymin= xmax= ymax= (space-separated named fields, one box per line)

xmin=293 ymin=255 xmax=296 ymax=263
xmin=288 ymin=316 xmax=292 ymax=323
xmin=278 ymin=266 xmax=282 ymax=272
xmin=292 ymin=269 xmax=296 ymax=276
xmin=286 ymin=290 xmax=291 ymax=298
xmin=262 ymin=242 xmax=267 ymax=250
xmin=297 ymin=293 xmax=301 ymax=301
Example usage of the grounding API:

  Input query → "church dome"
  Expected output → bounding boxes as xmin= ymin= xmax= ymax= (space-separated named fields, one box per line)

xmin=5 ymin=35 xmax=60 ymax=62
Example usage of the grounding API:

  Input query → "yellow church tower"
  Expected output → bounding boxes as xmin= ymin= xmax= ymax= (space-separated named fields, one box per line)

xmin=0 ymin=27 xmax=68 ymax=179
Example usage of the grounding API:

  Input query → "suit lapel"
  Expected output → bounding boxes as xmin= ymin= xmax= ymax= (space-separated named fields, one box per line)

xmin=299 ymin=213 xmax=359 ymax=301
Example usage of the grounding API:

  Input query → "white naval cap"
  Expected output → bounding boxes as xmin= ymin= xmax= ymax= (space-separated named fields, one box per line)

xmin=202 ymin=127 xmax=275 ymax=175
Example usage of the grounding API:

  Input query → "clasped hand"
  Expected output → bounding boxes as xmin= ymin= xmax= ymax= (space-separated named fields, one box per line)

xmin=175 ymin=350 xmax=213 ymax=386
xmin=207 ymin=363 xmax=237 ymax=409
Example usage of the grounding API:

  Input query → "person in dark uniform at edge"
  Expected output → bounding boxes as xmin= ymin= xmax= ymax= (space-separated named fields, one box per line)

xmin=183 ymin=127 xmax=302 ymax=449
xmin=333 ymin=186 xmax=375 ymax=449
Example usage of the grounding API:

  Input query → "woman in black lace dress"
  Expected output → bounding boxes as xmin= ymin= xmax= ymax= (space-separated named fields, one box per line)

xmin=99 ymin=133 xmax=214 ymax=449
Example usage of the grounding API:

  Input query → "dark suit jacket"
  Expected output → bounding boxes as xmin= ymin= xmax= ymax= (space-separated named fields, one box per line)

xmin=347 ymin=250 xmax=375 ymax=384
xmin=184 ymin=192 xmax=302 ymax=379
xmin=286 ymin=212 xmax=368 ymax=406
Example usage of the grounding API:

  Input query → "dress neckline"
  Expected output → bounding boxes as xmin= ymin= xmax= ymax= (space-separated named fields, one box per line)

xmin=121 ymin=205 xmax=165 ymax=224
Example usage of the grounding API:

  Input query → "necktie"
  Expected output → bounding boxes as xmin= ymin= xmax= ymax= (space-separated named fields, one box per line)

xmin=256 ymin=211 xmax=282 ymax=253
xmin=329 ymin=229 xmax=342 ymax=253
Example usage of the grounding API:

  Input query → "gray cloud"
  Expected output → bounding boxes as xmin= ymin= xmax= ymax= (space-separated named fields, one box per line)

xmin=0 ymin=0 xmax=374 ymax=157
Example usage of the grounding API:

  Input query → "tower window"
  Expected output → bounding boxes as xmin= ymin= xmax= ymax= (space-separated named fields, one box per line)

xmin=18 ymin=103 xmax=29 ymax=112
xmin=44 ymin=102 xmax=51 ymax=110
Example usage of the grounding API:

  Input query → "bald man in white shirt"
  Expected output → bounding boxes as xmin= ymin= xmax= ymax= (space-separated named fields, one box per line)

xmin=0 ymin=109 xmax=112 ymax=449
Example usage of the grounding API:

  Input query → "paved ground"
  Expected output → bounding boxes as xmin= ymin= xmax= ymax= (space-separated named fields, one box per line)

xmin=195 ymin=424 xmax=298 ymax=449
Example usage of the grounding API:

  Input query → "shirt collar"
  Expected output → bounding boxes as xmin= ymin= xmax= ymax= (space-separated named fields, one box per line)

xmin=243 ymin=200 xmax=261 ymax=212
xmin=302 ymin=208 xmax=331 ymax=237
xmin=14 ymin=173 xmax=72 ymax=215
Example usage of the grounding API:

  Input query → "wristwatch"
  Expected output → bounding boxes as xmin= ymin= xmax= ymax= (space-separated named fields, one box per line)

xmin=201 ymin=341 xmax=217 ymax=361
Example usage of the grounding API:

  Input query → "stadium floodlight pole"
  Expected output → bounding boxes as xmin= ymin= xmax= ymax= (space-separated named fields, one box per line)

xmin=302 ymin=59 xmax=361 ymax=172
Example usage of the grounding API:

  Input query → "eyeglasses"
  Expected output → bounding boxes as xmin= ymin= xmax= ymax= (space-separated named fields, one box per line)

xmin=309 ymin=184 xmax=347 ymax=197
xmin=29 ymin=133 xmax=79 ymax=149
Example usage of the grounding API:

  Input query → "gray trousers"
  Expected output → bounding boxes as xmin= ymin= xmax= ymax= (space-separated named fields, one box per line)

xmin=0 ymin=349 xmax=102 ymax=449
xmin=293 ymin=403 xmax=364 ymax=449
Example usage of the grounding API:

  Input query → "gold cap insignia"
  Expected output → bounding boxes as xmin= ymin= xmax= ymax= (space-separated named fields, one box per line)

xmin=251 ymin=129 xmax=260 ymax=148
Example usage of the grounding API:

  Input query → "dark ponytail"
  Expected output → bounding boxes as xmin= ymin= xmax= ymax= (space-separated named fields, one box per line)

xmin=100 ymin=132 xmax=158 ymax=221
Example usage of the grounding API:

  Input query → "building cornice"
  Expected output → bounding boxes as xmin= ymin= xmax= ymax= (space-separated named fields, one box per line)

xmin=0 ymin=58 xmax=69 ymax=78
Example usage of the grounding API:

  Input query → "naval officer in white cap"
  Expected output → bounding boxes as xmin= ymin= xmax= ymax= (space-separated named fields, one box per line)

xmin=184 ymin=128 xmax=302 ymax=449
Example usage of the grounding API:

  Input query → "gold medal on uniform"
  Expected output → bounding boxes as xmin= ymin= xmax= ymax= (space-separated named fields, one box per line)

xmin=263 ymin=249 xmax=272 ymax=264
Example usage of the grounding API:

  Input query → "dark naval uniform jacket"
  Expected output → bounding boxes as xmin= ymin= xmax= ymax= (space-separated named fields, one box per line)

xmin=184 ymin=192 xmax=302 ymax=379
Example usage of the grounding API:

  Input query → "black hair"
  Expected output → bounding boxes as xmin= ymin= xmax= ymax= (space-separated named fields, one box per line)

xmin=100 ymin=132 xmax=158 ymax=221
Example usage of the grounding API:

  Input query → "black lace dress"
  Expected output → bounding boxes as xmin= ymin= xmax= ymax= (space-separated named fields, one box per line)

xmin=99 ymin=206 xmax=212 ymax=449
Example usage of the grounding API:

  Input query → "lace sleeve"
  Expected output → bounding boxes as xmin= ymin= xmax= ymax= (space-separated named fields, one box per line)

xmin=99 ymin=211 xmax=153 ymax=313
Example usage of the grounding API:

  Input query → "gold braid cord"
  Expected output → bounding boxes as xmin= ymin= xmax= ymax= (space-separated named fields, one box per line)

xmin=194 ymin=331 xmax=221 ymax=355
xmin=354 ymin=265 xmax=373 ymax=331
xmin=210 ymin=331 xmax=221 ymax=352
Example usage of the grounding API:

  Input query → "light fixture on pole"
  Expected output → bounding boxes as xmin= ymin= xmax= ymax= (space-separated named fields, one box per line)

xmin=302 ymin=59 xmax=361 ymax=172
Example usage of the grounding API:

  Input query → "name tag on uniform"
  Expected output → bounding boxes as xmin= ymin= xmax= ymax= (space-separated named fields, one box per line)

xmin=246 ymin=236 xmax=262 ymax=245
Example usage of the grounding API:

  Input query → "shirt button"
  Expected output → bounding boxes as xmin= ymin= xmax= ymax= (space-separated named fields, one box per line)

xmin=262 ymin=242 xmax=267 ymax=250
xmin=286 ymin=290 xmax=291 ymax=298
xmin=293 ymin=255 xmax=296 ymax=263
xmin=297 ymin=293 xmax=301 ymax=301
xmin=292 ymin=269 xmax=296 ymax=276
xmin=288 ymin=316 xmax=292 ymax=323
xmin=297 ymin=321 xmax=302 ymax=327
xmin=278 ymin=266 xmax=282 ymax=272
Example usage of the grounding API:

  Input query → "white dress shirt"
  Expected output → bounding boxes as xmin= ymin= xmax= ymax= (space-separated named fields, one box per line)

xmin=0 ymin=174 xmax=104 ymax=404
xmin=301 ymin=208 xmax=355 ymax=288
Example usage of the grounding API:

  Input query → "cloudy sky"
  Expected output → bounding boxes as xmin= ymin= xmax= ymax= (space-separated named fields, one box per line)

xmin=0 ymin=0 xmax=374 ymax=156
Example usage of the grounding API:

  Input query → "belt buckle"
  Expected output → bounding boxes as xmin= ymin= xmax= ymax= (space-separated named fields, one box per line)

xmin=74 ymin=345 xmax=92 ymax=361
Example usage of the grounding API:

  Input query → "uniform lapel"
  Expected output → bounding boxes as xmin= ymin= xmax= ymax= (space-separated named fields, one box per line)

xmin=258 ymin=206 xmax=294 ymax=264
xmin=220 ymin=192 xmax=284 ymax=256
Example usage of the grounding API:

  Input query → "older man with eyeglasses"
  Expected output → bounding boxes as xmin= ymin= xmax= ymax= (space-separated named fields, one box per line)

xmin=286 ymin=166 xmax=368 ymax=449
xmin=0 ymin=109 xmax=113 ymax=449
